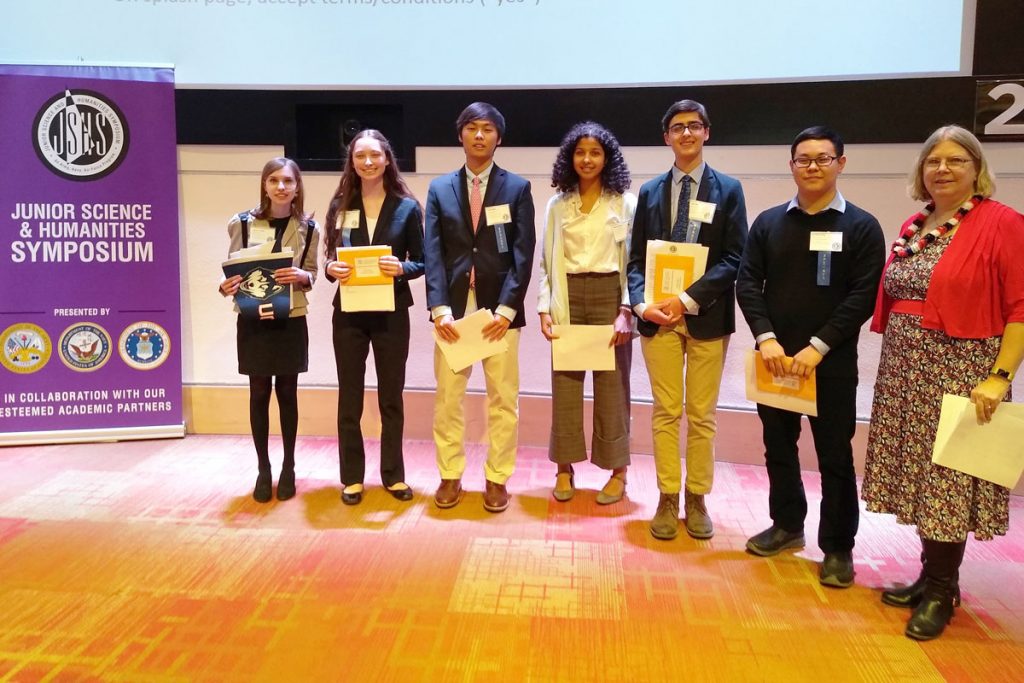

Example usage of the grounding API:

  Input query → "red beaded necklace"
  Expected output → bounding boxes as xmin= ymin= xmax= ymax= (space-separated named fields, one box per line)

xmin=892 ymin=194 xmax=983 ymax=258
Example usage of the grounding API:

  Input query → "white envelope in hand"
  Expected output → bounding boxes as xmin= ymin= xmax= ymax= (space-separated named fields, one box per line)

xmin=433 ymin=308 xmax=508 ymax=373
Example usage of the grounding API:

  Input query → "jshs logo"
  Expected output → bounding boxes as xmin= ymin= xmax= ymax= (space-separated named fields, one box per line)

xmin=33 ymin=89 xmax=129 ymax=181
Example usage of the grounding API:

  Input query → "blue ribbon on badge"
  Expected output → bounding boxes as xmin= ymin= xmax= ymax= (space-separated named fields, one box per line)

xmin=817 ymin=251 xmax=831 ymax=286
xmin=685 ymin=219 xmax=701 ymax=243
xmin=494 ymin=224 xmax=509 ymax=253
xmin=342 ymin=227 xmax=353 ymax=248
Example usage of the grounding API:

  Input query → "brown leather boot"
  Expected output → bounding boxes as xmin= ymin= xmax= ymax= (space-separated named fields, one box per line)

xmin=683 ymin=490 xmax=713 ymax=539
xmin=649 ymin=493 xmax=680 ymax=540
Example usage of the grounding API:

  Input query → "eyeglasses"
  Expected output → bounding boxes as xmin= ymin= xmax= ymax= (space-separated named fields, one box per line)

xmin=792 ymin=155 xmax=838 ymax=168
xmin=668 ymin=122 xmax=707 ymax=136
xmin=923 ymin=156 xmax=972 ymax=171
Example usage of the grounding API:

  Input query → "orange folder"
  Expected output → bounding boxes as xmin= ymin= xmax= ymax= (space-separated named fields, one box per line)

xmin=745 ymin=350 xmax=818 ymax=416
xmin=652 ymin=250 xmax=701 ymax=302
xmin=335 ymin=246 xmax=393 ymax=286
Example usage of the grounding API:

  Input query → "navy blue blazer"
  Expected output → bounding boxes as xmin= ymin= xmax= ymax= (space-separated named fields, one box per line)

xmin=325 ymin=193 xmax=425 ymax=310
xmin=423 ymin=164 xmax=536 ymax=328
xmin=626 ymin=164 xmax=748 ymax=339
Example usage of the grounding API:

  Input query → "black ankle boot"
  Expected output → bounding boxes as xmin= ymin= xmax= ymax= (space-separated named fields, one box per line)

xmin=884 ymin=548 xmax=961 ymax=608
xmin=882 ymin=573 xmax=961 ymax=608
xmin=882 ymin=572 xmax=927 ymax=607
xmin=905 ymin=581 xmax=957 ymax=640
xmin=904 ymin=540 xmax=965 ymax=641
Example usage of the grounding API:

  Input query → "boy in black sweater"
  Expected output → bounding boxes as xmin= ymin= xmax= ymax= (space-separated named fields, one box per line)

xmin=736 ymin=126 xmax=885 ymax=587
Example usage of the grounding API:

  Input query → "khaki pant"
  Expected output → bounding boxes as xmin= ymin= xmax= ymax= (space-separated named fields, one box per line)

xmin=640 ymin=321 xmax=728 ymax=495
xmin=433 ymin=291 xmax=520 ymax=484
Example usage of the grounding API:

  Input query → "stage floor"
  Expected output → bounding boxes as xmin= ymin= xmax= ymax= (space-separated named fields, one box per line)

xmin=0 ymin=435 xmax=1022 ymax=682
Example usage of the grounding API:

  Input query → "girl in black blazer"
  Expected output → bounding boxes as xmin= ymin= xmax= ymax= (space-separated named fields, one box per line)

xmin=323 ymin=130 xmax=424 ymax=505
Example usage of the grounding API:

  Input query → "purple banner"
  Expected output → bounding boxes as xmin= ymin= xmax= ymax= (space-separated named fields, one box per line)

xmin=0 ymin=64 xmax=182 ymax=444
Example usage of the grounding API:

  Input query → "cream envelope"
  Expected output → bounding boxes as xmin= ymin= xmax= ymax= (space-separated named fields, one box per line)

xmin=551 ymin=324 xmax=615 ymax=372
xmin=433 ymin=308 xmax=508 ymax=373
xmin=932 ymin=393 xmax=1024 ymax=488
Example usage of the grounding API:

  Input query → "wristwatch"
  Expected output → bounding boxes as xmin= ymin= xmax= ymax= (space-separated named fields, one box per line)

xmin=990 ymin=367 xmax=1015 ymax=381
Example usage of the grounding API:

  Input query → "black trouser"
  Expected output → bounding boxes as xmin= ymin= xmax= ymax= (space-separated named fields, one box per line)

xmin=333 ymin=307 xmax=410 ymax=487
xmin=757 ymin=376 xmax=858 ymax=553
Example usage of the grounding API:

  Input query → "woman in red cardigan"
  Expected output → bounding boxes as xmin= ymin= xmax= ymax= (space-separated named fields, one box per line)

xmin=862 ymin=125 xmax=1024 ymax=641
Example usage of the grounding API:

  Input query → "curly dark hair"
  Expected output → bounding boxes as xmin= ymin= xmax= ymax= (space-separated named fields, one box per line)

xmin=550 ymin=121 xmax=630 ymax=194
xmin=323 ymin=129 xmax=415 ymax=255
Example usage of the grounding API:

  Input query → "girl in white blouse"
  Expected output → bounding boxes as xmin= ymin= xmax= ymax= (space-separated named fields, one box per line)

xmin=537 ymin=122 xmax=636 ymax=504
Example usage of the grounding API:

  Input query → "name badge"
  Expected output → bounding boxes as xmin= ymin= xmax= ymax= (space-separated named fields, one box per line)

xmin=340 ymin=210 xmax=361 ymax=230
xmin=809 ymin=231 xmax=843 ymax=252
xmin=611 ymin=221 xmax=628 ymax=243
xmin=688 ymin=199 xmax=717 ymax=224
xmin=249 ymin=225 xmax=275 ymax=246
xmin=485 ymin=204 xmax=512 ymax=226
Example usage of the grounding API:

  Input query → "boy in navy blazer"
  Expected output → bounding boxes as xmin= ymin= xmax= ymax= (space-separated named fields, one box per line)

xmin=626 ymin=99 xmax=748 ymax=540
xmin=423 ymin=102 xmax=536 ymax=512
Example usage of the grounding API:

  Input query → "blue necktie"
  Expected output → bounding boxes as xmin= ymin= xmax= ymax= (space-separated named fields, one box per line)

xmin=670 ymin=175 xmax=692 ymax=242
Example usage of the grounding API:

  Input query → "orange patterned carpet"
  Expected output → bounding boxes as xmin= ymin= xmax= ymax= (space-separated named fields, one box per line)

xmin=0 ymin=435 xmax=1023 ymax=682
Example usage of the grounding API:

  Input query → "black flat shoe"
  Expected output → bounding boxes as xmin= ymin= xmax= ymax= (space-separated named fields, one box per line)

xmin=387 ymin=484 xmax=414 ymax=502
xmin=276 ymin=470 xmax=296 ymax=501
xmin=341 ymin=485 xmax=363 ymax=506
xmin=253 ymin=471 xmax=272 ymax=503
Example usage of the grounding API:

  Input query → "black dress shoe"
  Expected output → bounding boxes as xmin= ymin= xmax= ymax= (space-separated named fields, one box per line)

xmin=276 ymin=469 xmax=296 ymax=501
xmin=341 ymin=486 xmax=363 ymax=506
xmin=820 ymin=551 xmax=855 ymax=588
xmin=387 ymin=484 xmax=414 ymax=502
xmin=746 ymin=525 xmax=805 ymax=557
xmin=253 ymin=471 xmax=272 ymax=503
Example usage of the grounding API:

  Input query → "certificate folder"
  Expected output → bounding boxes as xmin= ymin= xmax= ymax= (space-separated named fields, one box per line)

xmin=335 ymin=246 xmax=394 ymax=312
xmin=335 ymin=246 xmax=393 ymax=286
xmin=643 ymin=240 xmax=708 ymax=304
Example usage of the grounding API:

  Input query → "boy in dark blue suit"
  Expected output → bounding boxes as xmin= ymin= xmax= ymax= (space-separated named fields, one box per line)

xmin=423 ymin=102 xmax=536 ymax=512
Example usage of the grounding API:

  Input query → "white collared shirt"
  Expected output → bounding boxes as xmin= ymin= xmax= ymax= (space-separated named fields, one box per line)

xmin=562 ymin=194 xmax=620 ymax=274
xmin=466 ymin=162 xmax=494 ymax=199
xmin=786 ymin=190 xmax=847 ymax=216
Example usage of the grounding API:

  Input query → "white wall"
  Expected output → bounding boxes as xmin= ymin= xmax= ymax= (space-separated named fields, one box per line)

xmin=180 ymin=141 xmax=1024 ymax=419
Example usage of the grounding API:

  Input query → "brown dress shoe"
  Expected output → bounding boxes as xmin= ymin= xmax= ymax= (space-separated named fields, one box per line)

xmin=434 ymin=479 xmax=463 ymax=509
xmin=483 ymin=480 xmax=510 ymax=513
xmin=683 ymin=490 xmax=714 ymax=539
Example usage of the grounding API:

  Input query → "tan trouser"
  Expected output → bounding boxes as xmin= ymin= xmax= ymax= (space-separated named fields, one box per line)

xmin=433 ymin=292 xmax=520 ymax=484
xmin=640 ymin=321 xmax=728 ymax=495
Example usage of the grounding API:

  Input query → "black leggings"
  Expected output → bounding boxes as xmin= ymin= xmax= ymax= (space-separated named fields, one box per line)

xmin=249 ymin=374 xmax=298 ymax=473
